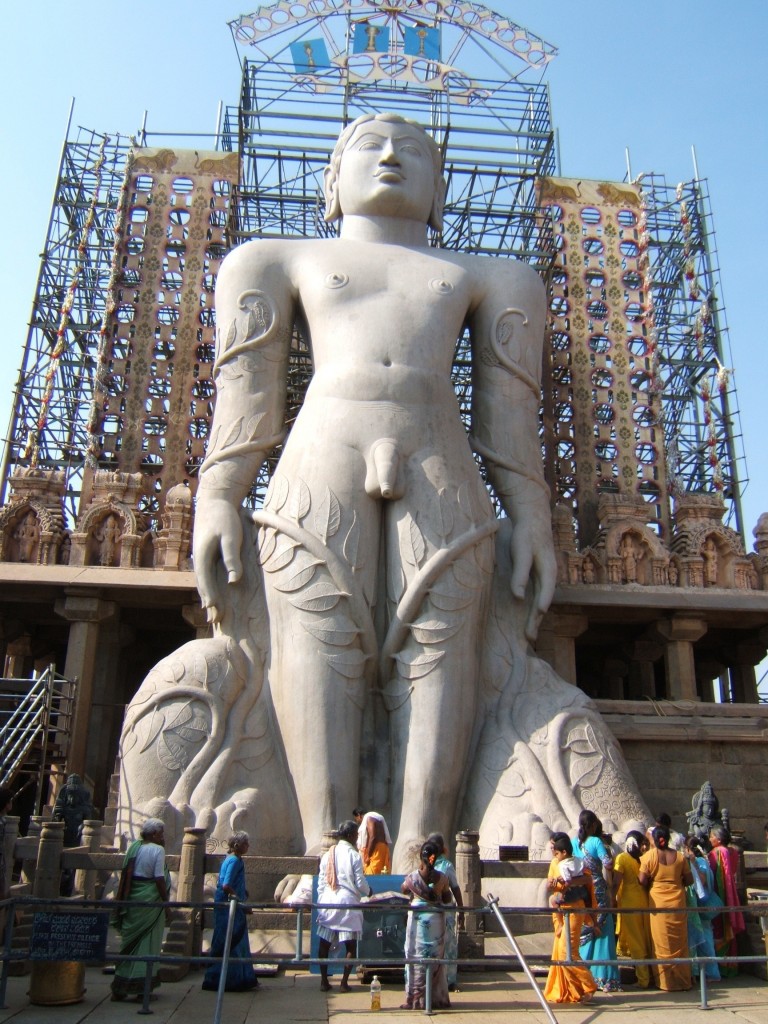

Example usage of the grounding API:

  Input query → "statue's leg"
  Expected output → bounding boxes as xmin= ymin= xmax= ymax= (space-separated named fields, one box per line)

xmin=259 ymin=447 xmax=380 ymax=852
xmin=382 ymin=457 xmax=495 ymax=868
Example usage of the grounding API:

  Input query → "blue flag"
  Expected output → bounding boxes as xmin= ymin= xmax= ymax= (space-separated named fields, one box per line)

xmin=289 ymin=38 xmax=331 ymax=72
xmin=353 ymin=21 xmax=390 ymax=54
xmin=403 ymin=25 xmax=440 ymax=60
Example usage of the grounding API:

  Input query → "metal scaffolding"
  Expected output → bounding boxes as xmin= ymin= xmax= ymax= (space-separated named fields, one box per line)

xmin=0 ymin=0 xmax=747 ymax=539
xmin=0 ymin=127 xmax=133 ymax=522
xmin=640 ymin=172 xmax=747 ymax=532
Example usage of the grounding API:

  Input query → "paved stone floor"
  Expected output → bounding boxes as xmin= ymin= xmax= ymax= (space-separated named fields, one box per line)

xmin=1 ymin=967 xmax=766 ymax=1024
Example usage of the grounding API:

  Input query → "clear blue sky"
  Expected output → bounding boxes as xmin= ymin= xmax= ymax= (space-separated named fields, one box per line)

xmin=1 ymin=0 xmax=766 ymax=543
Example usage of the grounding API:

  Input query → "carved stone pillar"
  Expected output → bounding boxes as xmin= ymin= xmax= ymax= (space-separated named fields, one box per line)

xmin=537 ymin=610 xmax=588 ymax=685
xmin=726 ymin=643 xmax=763 ymax=704
xmin=54 ymin=591 xmax=117 ymax=778
xmin=73 ymin=819 xmax=103 ymax=899
xmin=653 ymin=615 xmax=707 ymax=701
xmin=160 ymin=826 xmax=206 ymax=981
xmin=627 ymin=640 xmax=662 ymax=700
xmin=4 ymin=635 xmax=32 ymax=679
xmin=455 ymin=829 xmax=483 ymax=958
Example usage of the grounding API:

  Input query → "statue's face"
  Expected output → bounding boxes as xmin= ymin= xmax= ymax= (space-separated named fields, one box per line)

xmin=337 ymin=120 xmax=435 ymax=222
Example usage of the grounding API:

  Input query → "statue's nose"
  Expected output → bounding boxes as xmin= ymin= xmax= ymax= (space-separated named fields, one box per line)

xmin=379 ymin=140 xmax=400 ymax=165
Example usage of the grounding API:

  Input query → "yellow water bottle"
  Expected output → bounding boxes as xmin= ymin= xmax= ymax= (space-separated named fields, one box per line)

xmin=370 ymin=974 xmax=382 ymax=1010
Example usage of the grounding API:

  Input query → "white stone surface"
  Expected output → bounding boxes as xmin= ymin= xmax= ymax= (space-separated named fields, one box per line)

xmin=117 ymin=114 xmax=649 ymax=861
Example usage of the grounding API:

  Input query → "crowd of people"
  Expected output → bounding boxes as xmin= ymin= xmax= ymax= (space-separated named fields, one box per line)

xmin=543 ymin=808 xmax=749 ymax=1005
xmin=4 ymin=793 xmax=749 ymax=1007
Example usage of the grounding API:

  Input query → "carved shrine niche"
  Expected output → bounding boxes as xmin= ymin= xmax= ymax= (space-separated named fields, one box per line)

xmin=671 ymin=493 xmax=752 ymax=590
xmin=88 ymin=148 xmax=239 ymax=529
xmin=0 ymin=469 xmax=67 ymax=565
xmin=537 ymin=177 xmax=668 ymax=548
xmin=154 ymin=482 xmax=193 ymax=571
xmin=69 ymin=471 xmax=152 ymax=568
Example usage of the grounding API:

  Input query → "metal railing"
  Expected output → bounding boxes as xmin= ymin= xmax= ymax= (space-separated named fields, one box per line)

xmin=1 ymin=893 xmax=766 ymax=1018
xmin=0 ymin=666 xmax=74 ymax=795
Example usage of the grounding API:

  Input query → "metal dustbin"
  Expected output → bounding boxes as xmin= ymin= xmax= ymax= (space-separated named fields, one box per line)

xmin=29 ymin=961 xmax=86 ymax=1005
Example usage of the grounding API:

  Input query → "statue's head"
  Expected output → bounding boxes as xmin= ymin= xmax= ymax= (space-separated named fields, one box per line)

xmin=67 ymin=773 xmax=82 ymax=787
xmin=324 ymin=112 xmax=446 ymax=231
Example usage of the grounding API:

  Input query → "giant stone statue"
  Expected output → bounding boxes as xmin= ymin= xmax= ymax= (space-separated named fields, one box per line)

xmin=117 ymin=114 xmax=648 ymax=862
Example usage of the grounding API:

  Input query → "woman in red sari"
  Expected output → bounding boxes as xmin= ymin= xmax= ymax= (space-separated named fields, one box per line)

xmin=707 ymin=826 xmax=745 ymax=976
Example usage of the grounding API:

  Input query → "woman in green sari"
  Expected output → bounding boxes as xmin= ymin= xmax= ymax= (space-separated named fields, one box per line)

xmin=111 ymin=819 xmax=171 ymax=1001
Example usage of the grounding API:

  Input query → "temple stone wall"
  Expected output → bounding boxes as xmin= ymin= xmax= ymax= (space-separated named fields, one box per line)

xmin=597 ymin=700 xmax=768 ymax=847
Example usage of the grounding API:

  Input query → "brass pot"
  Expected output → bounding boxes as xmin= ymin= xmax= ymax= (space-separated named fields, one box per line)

xmin=29 ymin=960 xmax=86 ymax=1005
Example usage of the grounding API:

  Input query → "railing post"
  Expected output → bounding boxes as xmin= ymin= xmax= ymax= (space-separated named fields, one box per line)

xmin=73 ymin=819 xmax=103 ymax=898
xmin=32 ymin=819 xmax=64 ymax=898
xmin=159 ymin=826 xmax=206 ymax=981
xmin=455 ymin=829 xmax=484 ymax=958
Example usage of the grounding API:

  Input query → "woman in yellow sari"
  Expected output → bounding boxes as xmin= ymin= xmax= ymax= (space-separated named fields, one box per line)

xmin=543 ymin=833 xmax=598 ymax=1004
xmin=614 ymin=830 xmax=651 ymax=987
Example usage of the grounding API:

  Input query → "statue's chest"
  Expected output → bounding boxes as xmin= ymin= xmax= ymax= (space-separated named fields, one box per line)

xmin=300 ymin=251 xmax=472 ymax=323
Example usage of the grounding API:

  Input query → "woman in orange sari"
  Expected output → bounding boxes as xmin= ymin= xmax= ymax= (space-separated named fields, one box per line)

xmin=638 ymin=825 xmax=693 ymax=991
xmin=544 ymin=833 xmax=598 ymax=1005
xmin=361 ymin=815 xmax=391 ymax=875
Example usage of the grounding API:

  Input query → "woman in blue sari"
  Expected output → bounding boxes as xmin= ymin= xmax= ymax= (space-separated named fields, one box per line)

xmin=203 ymin=832 xmax=259 ymax=992
xmin=401 ymin=840 xmax=453 ymax=1010
xmin=572 ymin=810 xmax=621 ymax=992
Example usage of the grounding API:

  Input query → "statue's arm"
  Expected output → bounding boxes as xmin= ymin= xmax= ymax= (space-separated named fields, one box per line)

xmin=193 ymin=241 xmax=294 ymax=621
xmin=469 ymin=261 xmax=555 ymax=641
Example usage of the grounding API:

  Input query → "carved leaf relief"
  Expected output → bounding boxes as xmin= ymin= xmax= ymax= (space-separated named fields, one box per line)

xmin=303 ymin=615 xmax=360 ymax=646
xmin=428 ymin=584 xmax=474 ymax=612
xmin=272 ymin=559 xmax=321 ymax=593
xmin=314 ymin=487 xmax=342 ymax=545
xmin=264 ymin=473 xmax=289 ymax=513
xmin=394 ymin=649 xmax=444 ymax=679
xmin=261 ymin=537 xmax=299 ymax=573
xmin=436 ymin=488 xmax=454 ymax=541
xmin=139 ymin=706 xmax=166 ymax=754
xmin=409 ymin=617 xmax=461 ymax=645
xmin=290 ymin=582 xmax=345 ymax=613
xmin=452 ymin=557 xmax=483 ymax=590
xmin=342 ymin=510 xmax=363 ymax=572
xmin=289 ymin=478 xmax=311 ymax=523
xmin=400 ymin=513 xmax=426 ymax=568
xmin=220 ymin=417 xmax=244 ymax=452
xmin=323 ymin=647 xmax=368 ymax=679
xmin=257 ymin=526 xmax=277 ymax=565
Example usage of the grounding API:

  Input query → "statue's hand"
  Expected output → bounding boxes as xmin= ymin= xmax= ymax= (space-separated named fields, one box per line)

xmin=509 ymin=511 xmax=557 ymax=643
xmin=192 ymin=497 xmax=244 ymax=623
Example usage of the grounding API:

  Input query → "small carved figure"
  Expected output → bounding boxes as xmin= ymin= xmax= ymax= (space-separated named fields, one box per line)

xmin=53 ymin=772 xmax=94 ymax=847
xmin=95 ymin=514 xmax=120 ymax=567
xmin=685 ymin=780 xmax=722 ymax=841
xmin=620 ymin=534 xmax=638 ymax=583
xmin=582 ymin=559 xmax=595 ymax=584
xmin=703 ymin=538 xmax=718 ymax=586
xmin=13 ymin=511 xmax=40 ymax=563
xmin=667 ymin=560 xmax=678 ymax=586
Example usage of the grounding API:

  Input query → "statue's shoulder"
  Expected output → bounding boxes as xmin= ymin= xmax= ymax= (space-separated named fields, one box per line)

xmin=448 ymin=249 xmax=543 ymax=290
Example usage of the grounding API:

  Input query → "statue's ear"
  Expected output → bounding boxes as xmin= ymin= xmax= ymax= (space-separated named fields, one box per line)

xmin=323 ymin=164 xmax=341 ymax=223
xmin=429 ymin=175 xmax=447 ymax=233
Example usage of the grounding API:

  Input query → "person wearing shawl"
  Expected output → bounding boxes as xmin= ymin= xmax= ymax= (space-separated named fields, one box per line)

xmin=316 ymin=820 xmax=372 ymax=992
xmin=681 ymin=834 xmax=721 ymax=982
xmin=203 ymin=831 xmax=259 ymax=992
xmin=401 ymin=840 xmax=453 ymax=1010
xmin=361 ymin=815 xmax=392 ymax=875
xmin=425 ymin=832 xmax=464 ymax=990
xmin=111 ymin=819 xmax=171 ymax=1002
xmin=707 ymin=825 xmax=745 ymax=976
